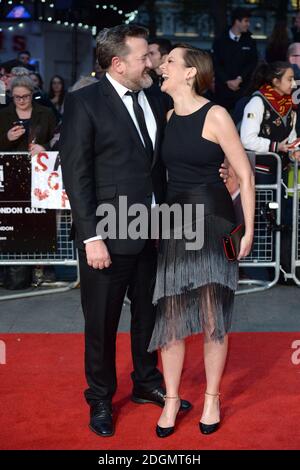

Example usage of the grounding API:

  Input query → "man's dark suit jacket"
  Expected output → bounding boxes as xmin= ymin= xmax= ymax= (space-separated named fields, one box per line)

xmin=212 ymin=30 xmax=258 ymax=109
xmin=59 ymin=76 xmax=167 ymax=255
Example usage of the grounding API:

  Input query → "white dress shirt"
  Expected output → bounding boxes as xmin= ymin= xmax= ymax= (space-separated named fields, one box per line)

xmin=229 ymin=29 xmax=241 ymax=42
xmin=106 ymin=73 xmax=157 ymax=148
xmin=84 ymin=73 xmax=157 ymax=244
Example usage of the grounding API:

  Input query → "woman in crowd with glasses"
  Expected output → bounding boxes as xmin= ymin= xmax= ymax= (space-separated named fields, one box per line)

xmin=0 ymin=75 xmax=56 ymax=154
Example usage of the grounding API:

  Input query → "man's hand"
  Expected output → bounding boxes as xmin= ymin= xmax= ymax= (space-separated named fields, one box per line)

xmin=85 ymin=239 xmax=112 ymax=270
xmin=219 ymin=160 xmax=229 ymax=183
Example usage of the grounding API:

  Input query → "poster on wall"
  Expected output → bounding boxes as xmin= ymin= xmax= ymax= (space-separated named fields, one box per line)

xmin=31 ymin=151 xmax=70 ymax=210
xmin=0 ymin=153 xmax=56 ymax=253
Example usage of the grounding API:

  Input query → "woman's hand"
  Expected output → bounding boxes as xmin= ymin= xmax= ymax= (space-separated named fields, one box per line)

xmin=29 ymin=144 xmax=46 ymax=155
xmin=7 ymin=125 xmax=25 ymax=142
xmin=278 ymin=138 xmax=290 ymax=153
xmin=238 ymin=234 xmax=253 ymax=260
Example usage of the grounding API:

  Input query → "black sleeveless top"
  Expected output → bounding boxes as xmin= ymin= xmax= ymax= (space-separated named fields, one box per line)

xmin=162 ymin=102 xmax=225 ymax=196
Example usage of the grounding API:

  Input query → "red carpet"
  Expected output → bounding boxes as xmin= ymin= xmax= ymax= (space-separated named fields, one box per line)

xmin=0 ymin=332 xmax=299 ymax=450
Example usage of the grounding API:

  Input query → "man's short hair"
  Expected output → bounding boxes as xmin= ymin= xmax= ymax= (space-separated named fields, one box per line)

xmin=71 ymin=76 xmax=98 ymax=92
xmin=148 ymin=38 xmax=172 ymax=57
xmin=18 ymin=50 xmax=31 ymax=57
xmin=231 ymin=8 xmax=251 ymax=25
xmin=96 ymin=24 xmax=149 ymax=70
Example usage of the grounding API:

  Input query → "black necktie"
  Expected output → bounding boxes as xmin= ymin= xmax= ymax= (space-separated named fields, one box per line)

xmin=234 ymin=36 xmax=239 ymax=41
xmin=125 ymin=91 xmax=153 ymax=160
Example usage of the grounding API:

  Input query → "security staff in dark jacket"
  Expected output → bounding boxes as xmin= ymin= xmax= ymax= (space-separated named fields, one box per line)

xmin=212 ymin=8 xmax=258 ymax=111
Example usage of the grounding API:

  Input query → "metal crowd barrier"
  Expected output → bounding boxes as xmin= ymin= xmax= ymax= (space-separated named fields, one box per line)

xmin=0 ymin=150 xmax=292 ymax=300
xmin=0 ymin=209 xmax=79 ymax=301
xmin=237 ymin=152 xmax=282 ymax=294
xmin=0 ymin=150 xmax=79 ymax=301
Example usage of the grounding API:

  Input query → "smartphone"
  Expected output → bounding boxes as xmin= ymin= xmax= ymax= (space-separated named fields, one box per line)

xmin=13 ymin=120 xmax=25 ymax=128
xmin=288 ymin=138 xmax=300 ymax=149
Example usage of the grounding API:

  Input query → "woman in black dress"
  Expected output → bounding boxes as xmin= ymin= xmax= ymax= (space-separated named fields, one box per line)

xmin=148 ymin=45 xmax=255 ymax=436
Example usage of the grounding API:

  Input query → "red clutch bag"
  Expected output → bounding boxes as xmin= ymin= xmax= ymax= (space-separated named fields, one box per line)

xmin=223 ymin=224 xmax=245 ymax=261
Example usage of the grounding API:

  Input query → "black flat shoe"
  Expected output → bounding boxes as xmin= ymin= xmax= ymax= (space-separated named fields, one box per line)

xmin=199 ymin=391 xmax=221 ymax=435
xmin=199 ymin=421 xmax=220 ymax=435
xmin=155 ymin=395 xmax=182 ymax=438
xmin=156 ymin=424 xmax=175 ymax=438
xmin=132 ymin=387 xmax=192 ymax=412
xmin=89 ymin=401 xmax=114 ymax=437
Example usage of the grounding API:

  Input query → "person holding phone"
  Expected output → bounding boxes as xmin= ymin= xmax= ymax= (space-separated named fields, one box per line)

xmin=240 ymin=61 xmax=300 ymax=174
xmin=240 ymin=61 xmax=300 ymax=280
xmin=0 ymin=75 xmax=56 ymax=154
xmin=0 ymin=75 xmax=57 ymax=290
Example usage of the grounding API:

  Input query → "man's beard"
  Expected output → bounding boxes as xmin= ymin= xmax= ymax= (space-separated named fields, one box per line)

xmin=125 ymin=71 xmax=153 ymax=91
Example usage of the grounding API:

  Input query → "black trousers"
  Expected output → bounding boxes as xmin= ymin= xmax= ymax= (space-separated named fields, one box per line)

xmin=78 ymin=240 xmax=163 ymax=404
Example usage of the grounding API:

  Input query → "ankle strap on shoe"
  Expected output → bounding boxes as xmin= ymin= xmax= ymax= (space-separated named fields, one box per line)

xmin=164 ymin=395 xmax=180 ymax=399
xmin=205 ymin=391 xmax=220 ymax=397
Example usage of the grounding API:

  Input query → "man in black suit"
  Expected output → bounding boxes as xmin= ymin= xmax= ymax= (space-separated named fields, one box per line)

xmin=148 ymin=37 xmax=172 ymax=87
xmin=60 ymin=24 xmax=193 ymax=438
xmin=212 ymin=8 xmax=258 ymax=111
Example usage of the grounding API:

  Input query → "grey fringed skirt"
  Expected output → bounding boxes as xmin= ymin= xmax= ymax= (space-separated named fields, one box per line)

xmin=148 ymin=184 xmax=239 ymax=352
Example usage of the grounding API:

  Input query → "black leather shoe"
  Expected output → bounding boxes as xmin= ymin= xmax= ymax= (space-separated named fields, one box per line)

xmin=199 ymin=421 xmax=220 ymax=435
xmin=132 ymin=386 xmax=192 ymax=412
xmin=156 ymin=424 xmax=175 ymax=438
xmin=89 ymin=401 xmax=114 ymax=437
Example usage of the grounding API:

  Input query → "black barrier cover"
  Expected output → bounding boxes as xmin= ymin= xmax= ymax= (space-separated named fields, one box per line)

xmin=0 ymin=153 xmax=56 ymax=253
